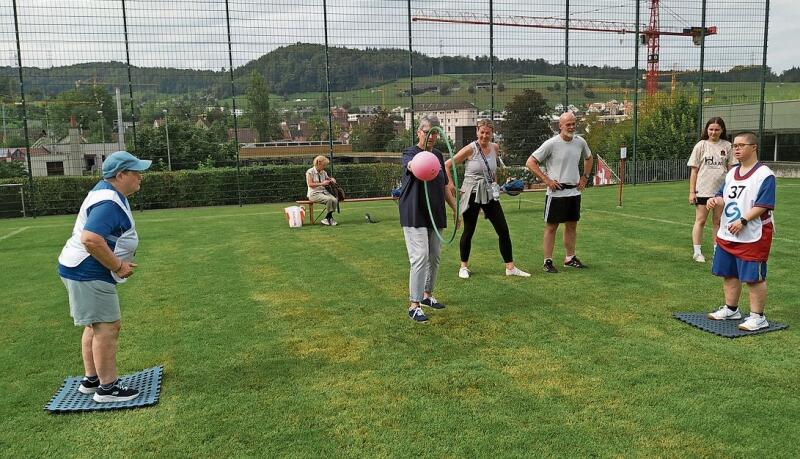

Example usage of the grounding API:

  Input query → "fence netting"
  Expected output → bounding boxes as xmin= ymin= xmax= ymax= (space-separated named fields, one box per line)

xmin=0 ymin=0 xmax=786 ymax=218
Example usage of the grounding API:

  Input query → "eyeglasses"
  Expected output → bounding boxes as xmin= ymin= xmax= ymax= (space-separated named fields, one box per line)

xmin=732 ymin=143 xmax=756 ymax=149
xmin=420 ymin=129 xmax=438 ymax=135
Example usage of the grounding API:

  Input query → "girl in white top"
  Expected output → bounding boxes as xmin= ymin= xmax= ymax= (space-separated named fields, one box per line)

xmin=687 ymin=117 xmax=732 ymax=262
xmin=305 ymin=155 xmax=339 ymax=226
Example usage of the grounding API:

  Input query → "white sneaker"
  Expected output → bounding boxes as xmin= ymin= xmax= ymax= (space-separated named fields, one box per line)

xmin=693 ymin=253 xmax=706 ymax=263
xmin=708 ymin=305 xmax=742 ymax=320
xmin=320 ymin=218 xmax=331 ymax=226
xmin=458 ymin=267 xmax=470 ymax=279
xmin=505 ymin=267 xmax=531 ymax=277
xmin=738 ymin=313 xmax=769 ymax=331
xmin=329 ymin=218 xmax=338 ymax=226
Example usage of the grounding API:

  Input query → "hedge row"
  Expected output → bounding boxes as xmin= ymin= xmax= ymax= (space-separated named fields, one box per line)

xmin=0 ymin=163 xmax=404 ymax=217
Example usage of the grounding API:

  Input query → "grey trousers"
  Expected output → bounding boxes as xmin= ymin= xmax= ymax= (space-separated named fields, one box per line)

xmin=309 ymin=190 xmax=338 ymax=213
xmin=402 ymin=226 xmax=442 ymax=303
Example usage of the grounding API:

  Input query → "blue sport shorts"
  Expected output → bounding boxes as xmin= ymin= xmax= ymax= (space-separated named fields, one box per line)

xmin=711 ymin=246 xmax=767 ymax=283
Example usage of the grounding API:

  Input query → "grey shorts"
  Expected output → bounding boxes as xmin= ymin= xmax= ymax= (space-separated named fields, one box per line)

xmin=61 ymin=277 xmax=121 ymax=326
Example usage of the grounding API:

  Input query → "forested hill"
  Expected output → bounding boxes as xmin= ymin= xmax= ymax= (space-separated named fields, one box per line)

xmin=0 ymin=43 xmax=791 ymax=99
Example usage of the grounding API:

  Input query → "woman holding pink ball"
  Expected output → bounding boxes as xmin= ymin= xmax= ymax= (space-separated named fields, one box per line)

xmin=399 ymin=115 xmax=459 ymax=323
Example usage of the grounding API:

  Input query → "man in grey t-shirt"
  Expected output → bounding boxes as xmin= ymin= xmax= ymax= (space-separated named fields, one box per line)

xmin=526 ymin=112 xmax=593 ymax=273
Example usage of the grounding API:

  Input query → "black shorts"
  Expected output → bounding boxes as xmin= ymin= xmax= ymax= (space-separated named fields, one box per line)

xmin=694 ymin=197 xmax=711 ymax=206
xmin=544 ymin=195 xmax=581 ymax=224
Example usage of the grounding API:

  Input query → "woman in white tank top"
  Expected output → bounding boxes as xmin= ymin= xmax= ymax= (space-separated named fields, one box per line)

xmin=444 ymin=120 xmax=530 ymax=279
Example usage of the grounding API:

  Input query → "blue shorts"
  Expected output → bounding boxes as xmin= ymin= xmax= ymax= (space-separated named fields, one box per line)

xmin=711 ymin=247 xmax=767 ymax=283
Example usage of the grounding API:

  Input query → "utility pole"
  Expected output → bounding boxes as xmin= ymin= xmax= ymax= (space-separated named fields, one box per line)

xmin=162 ymin=109 xmax=172 ymax=171
xmin=116 ymin=87 xmax=124 ymax=150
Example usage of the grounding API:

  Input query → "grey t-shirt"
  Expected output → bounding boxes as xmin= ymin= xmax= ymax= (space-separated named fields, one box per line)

xmin=531 ymin=135 xmax=592 ymax=197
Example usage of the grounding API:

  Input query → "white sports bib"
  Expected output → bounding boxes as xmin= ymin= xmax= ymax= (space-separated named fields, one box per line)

xmin=717 ymin=164 xmax=774 ymax=244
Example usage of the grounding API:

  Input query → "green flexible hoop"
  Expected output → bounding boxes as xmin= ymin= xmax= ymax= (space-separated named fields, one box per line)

xmin=421 ymin=125 xmax=460 ymax=244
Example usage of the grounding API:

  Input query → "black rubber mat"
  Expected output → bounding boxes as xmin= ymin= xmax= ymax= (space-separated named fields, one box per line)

xmin=44 ymin=365 xmax=163 ymax=414
xmin=673 ymin=313 xmax=788 ymax=338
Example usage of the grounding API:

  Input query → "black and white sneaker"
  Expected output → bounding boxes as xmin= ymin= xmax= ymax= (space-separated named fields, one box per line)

xmin=543 ymin=259 xmax=559 ymax=273
xmin=564 ymin=256 xmax=587 ymax=269
xmin=420 ymin=296 xmax=445 ymax=309
xmin=92 ymin=380 xmax=140 ymax=403
xmin=78 ymin=376 xmax=100 ymax=394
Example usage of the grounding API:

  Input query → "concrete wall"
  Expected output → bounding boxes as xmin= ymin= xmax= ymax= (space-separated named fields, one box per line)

xmin=764 ymin=161 xmax=800 ymax=178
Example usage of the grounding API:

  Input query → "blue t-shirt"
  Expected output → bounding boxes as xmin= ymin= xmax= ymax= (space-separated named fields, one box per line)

xmin=58 ymin=181 xmax=132 ymax=284
xmin=398 ymin=145 xmax=448 ymax=229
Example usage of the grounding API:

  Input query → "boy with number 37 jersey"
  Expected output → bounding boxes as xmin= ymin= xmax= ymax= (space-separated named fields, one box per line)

xmin=706 ymin=132 xmax=776 ymax=331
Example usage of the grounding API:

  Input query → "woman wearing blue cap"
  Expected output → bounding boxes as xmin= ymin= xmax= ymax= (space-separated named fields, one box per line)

xmin=57 ymin=151 xmax=151 ymax=403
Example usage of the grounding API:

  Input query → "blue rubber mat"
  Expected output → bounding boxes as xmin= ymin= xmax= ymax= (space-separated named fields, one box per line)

xmin=673 ymin=313 xmax=788 ymax=338
xmin=44 ymin=365 xmax=163 ymax=414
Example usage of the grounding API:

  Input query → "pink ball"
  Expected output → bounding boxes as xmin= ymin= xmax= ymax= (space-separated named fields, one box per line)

xmin=410 ymin=150 xmax=441 ymax=181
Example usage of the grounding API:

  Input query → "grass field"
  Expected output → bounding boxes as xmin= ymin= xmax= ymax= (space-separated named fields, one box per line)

xmin=1 ymin=181 xmax=799 ymax=456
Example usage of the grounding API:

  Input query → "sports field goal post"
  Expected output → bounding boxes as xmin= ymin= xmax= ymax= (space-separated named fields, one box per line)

xmin=0 ymin=183 xmax=26 ymax=218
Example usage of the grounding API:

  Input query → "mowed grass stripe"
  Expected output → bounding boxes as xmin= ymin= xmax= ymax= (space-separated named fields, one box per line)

xmin=0 ymin=180 xmax=797 ymax=456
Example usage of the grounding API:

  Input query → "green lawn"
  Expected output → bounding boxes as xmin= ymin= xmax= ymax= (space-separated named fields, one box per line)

xmin=1 ymin=181 xmax=799 ymax=456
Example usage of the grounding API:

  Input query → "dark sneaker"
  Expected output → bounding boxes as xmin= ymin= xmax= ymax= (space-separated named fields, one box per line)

xmin=543 ymin=259 xmax=559 ymax=273
xmin=564 ymin=256 xmax=587 ymax=268
xmin=420 ymin=297 xmax=445 ymax=309
xmin=408 ymin=307 xmax=428 ymax=322
xmin=78 ymin=376 xmax=100 ymax=394
xmin=92 ymin=380 xmax=140 ymax=403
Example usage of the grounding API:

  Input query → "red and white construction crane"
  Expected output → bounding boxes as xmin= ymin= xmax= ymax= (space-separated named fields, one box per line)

xmin=412 ymin=1 xmax=716 ymax=96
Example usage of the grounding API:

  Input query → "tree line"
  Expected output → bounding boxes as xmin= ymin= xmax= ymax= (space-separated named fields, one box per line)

xmin=2 ymin=43 xmax=796 ymax=101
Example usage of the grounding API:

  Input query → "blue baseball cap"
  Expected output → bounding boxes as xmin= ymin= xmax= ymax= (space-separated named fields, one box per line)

xmin=102 ymin=151 xmax=152 ymax=179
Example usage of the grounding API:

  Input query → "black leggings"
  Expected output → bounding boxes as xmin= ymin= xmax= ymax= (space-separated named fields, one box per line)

xmin=460 ymin=194 xmax=513 ymax=263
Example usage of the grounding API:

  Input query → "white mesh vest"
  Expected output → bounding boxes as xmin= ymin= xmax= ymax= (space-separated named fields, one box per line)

xmin=717 ymin=164 xmax=774 ymax=244
xmin=58 ymin=188 xmax=138 ymax=284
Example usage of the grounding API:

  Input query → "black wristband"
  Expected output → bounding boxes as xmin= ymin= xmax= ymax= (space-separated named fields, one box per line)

xmin=740 ymin=217 xmax=748 ymax=226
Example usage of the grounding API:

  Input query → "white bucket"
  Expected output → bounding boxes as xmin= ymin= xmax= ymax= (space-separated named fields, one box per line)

xmin=284 ymin=206 xmax=305 ymax=228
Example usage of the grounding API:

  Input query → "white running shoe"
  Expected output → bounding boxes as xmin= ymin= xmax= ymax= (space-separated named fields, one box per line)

xmin=693 ymin=253 xmax=706 ymax=263
xmin=329 ymin=218 xmax=338 ymax=226
xmin=708 ymin=305 xmax=742 ymax=320
xmin=320 ymin=218 xmax=331 ymax=226
xmin=738 ymin=313 xmax=769 ymax=331
xmin=505 ymin=267 xmax=531 ymax=277
xmin=458 ymin=267 xmax=470 ymax=279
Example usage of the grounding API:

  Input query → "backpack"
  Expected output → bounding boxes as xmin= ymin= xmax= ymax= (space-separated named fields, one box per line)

xmin=326 ymin=181 xmax=346 ymax=213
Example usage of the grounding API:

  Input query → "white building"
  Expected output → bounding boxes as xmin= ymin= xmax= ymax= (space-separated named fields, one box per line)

xmin=404 ymin=102 xmax=478 ymax=148
xmin=28 ymin=124 xmax=118 ymax=177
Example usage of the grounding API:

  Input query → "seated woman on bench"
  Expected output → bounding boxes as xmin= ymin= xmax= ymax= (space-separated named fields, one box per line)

xmin=305 ymin=155 xmax=339 ymax=226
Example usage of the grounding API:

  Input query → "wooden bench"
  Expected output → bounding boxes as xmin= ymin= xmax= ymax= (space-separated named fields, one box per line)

xmin=296 ymin=196 xmax=398 ymax=224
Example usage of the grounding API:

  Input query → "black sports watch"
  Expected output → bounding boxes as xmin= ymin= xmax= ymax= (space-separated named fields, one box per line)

xmin=739 ymin=217 xmax=748 ymax=226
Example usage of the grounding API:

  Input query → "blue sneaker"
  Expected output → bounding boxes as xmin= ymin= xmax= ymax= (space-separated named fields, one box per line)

xmin=420 ymin=297 xmax=445 ymax=309
xmin=92 ymin=379 xmax=140 ymax=403
xmin=78 ymin=376 xmax=100 ymax=394
xmin=408 ymin=307 xmax=428 ymax=322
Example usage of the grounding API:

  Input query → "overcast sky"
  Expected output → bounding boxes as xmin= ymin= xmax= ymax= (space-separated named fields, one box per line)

xmin=0 ymin=0 xmax=796 ymax=73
